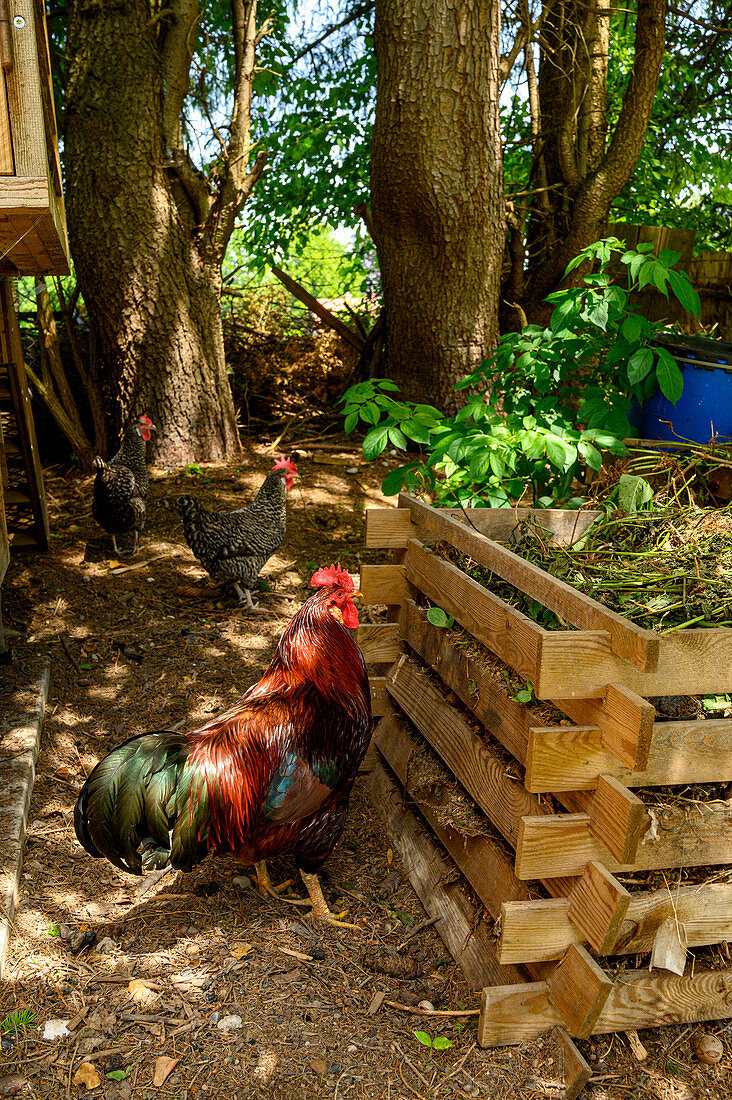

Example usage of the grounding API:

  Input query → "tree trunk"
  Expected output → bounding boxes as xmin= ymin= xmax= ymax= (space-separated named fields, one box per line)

xmin=64 ymin=0 xmax=241 ymax=467
xmin=370 ymin=0 xmax=504 ymax=413
xmin=522 ymin=0 xmax=666 ymax=315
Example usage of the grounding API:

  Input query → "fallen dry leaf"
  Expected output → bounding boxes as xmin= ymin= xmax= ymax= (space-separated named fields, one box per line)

xmin=127 ymin=978 xmax=159 ymax=1006
xmin=73 ymin=1063 xmax=101 ymax=1090
xmin=153 ymin=1056 xmax=179 ymax=1087
xmin=229 ymin=941 xmax=253 ymax=959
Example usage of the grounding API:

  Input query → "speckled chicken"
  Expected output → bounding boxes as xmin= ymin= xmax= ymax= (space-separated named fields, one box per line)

xmin=176 ymin=456 xmax=297 ymax=607
xmin=92 ymin=414 xmax=155 ymax=556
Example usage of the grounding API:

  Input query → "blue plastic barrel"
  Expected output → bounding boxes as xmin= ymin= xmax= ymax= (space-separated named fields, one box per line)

xmin=636 ymin=334 xmax=732 ymax=443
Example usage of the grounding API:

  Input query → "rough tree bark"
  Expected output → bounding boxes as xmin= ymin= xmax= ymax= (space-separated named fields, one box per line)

xmin=64 ymin=0 xmax=266 ymax=466
xmin=521 ymin=0 xmax=667 ymax=313
xmin=370 ymin=0 xmax=504 ymax=413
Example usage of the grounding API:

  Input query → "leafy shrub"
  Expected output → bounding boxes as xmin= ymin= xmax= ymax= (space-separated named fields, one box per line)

xmin=341 ymin=239 xmax=701 ymax=507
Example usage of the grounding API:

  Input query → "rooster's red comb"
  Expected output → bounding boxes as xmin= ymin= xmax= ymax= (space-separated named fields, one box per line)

xmin=273 ymin=455 xmax=297 ymax=474
xmin=311 ymin=563 xmax=355 ymax=591
xmin=139 ymin=414 xmax=153 ymax=426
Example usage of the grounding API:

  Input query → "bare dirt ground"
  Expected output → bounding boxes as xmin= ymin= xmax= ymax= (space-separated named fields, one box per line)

xmin=0 ymin=438 xmax=730 ymax=1099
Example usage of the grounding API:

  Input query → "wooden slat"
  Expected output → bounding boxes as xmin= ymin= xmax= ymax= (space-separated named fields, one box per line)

xmin=525 ymin=719 xmax=732 ymax=792
xmin=367 ymin=757 xmax=526 ymax=989
xmin=365 ymin=507 xmax=417 ymax=547
xmin=479 ymin=982 xmax=562 ymax=1046
xmin=589 ymin=776 xmax=650 ymax=864
xmin=400 ymin=503 xmax=601 ymax=549
xmin=0 ymin=67 xmax=14 ymax=175
xmin=497 ymin=881 xmax=732 ymax=964
xmin=548 ymin=945 xmax=613 ymax=1038
xmin=516 ymin=802 xmax=732 ymax=879
xmin=400 ymin=494 xmax=658 ymax=673
xmin=359 ymin=564 xmax=409 ymax=607
xmin=385 ymin=654 xmax=548 ymax=849
xmin=554 ymin=1027 xmax=593 ymax=1100
xmin=368 ymin=676 xmax=389 ymax=716
xmin=566 ymin=861 xmax=631 ymax=954
xmin=594 ymin=968 xmax=732 ymax=1033
xmin=4 ymin=0 xmax=45 ymax=178
xmin=356 ymin=622 xmax=400 ymax=664
xmin=404 ymin=539 xmax=544 ymax=684
xmin=374 ymin=713 xmax=533 ymax=917
xmin=598 ymin=684 xmax=654 ymax=769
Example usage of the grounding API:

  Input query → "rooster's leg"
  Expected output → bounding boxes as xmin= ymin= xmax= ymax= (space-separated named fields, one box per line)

xmin=300 ymin=871 xmax=360 ymax=929
xmin=112 ymin=534 xmax=120 ymax=556
xmin=233 ymin=582 xmax=259 ymax=609
xmin=254 ymin=860 xmax=300 ymax=901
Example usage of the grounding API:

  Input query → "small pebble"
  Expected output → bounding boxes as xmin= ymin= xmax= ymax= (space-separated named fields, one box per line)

xmin=78 ymin=678 xmax=91 ymax=686
xmin=0 ymin=1075 xmax=27 ymax=1097
xmin=59 ymin=924 xmax=72 ymax=941
xmin=216 ymin=1015 xmax=243 ymax=1033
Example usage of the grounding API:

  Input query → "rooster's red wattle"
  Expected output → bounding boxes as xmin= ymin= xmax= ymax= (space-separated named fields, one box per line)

xmin=74 ymin=564 xmax=373 ymax=924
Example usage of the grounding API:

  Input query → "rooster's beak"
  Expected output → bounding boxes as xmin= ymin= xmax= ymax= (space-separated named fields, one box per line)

xmin=352 ymin=591 xmax=363 ymax=600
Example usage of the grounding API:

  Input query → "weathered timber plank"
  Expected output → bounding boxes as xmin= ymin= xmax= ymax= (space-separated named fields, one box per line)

xmin=367 ymin=758 xmax=525 ymax=989
xmin=400 ymin=494 xmax=658 ymax=673
xmin=359 ymin=564 xmax=410 ymax=607
xmin=566 ymin=862 xmax=631 ymax=954
xmin=400 ymin=600 xmax=535 ymax=765
xmin=525 ymin=719 xmax=732 ymax=792
xmin=357 ymin=623 xmax=401 ymax=664
xmin=374 ymin=713 xmax=534 ymax=917
xmin=385 ymin=654 xmax=547 ymax=848
xmin=516 ymin=802 xmax=732 ymax=879
xmin=365 ymin=507 xmax=417 ymax=548
xmin=402 ymin=503 xmax=601 ymax=549
xmin=479 ymin=982 xmax=562 ymax=1046
xmin=548 ymin=945 xmax=613 ymax=1038
xmin=369 ymin=677 xmax=389 ymax=717
xmin=554 ymin=1027 xmax=593 ymax=1100
xmin=498 ymin=881 xmax=732 ymax=964
xmin=588 ymin=776 xmax=650 ymax=864
xmin=593 ymin=968 xmax=732 ymax=1033
xmin=404 ymin=540 xmax=543 ymax=683
xmin=5 ymin=0 xmax=46 ymax=177
xmin=0 ymin=70 xmax=14 ymax=175
xmin=539 ymin=628 xmax=732 ymax=699
xmin=598 ymin=684 xmax=654 ymax=769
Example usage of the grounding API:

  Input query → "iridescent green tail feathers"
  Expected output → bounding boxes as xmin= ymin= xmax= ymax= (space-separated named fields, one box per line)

xmin=73 ymin=731 xmax=211 ymax=875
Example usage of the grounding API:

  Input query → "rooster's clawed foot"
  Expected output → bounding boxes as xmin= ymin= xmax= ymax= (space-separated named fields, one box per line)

xmin=254 ymin=861 xmax=306 ymax=904
xmin=300 ymin=871 xmax=361 ymax=930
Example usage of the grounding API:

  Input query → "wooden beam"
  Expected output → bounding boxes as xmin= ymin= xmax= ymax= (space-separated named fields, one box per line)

xmin=553 ymin=1027 xmax=593 ymax=1100
xmin=367 ymin=757 xmax=526 ymax=989
xmin=495 ymin=881 xmax=732 ymax=964
xmin=403 ymin=502 xmax=601 ymax=548
xmin=594 ymin=968 xmax=732 ymax=1033
xmin=365 ymin=507 xmax=417 ymax=548
xmin=588 ymin=776 xmax=650 ymax=864
xmin=404 ymin=539 xmax=544 ymax=685
xmin=566 ymin=862 xmax=631 ymax=954
xmin=479 ymin=982 xmax=562 ymax=1046
xmin=357 ymin=622 xmax=401 ymax=664
xmin=359 ymin=564 xmax=409 ymax=607
xmin=516 ymin=804 xmax=732 ymax=879
xmin=598 ymin=684 xmax=654 ymax=770
xmin=548 ymin=945 xmax=613 ymax=1038
xmin=399 ymin=494 xmax=658 ymax=673
xmin=269 ymin=263 xmax=363 ymax=351
xmin=375 ymin=713 xmax=534 ymax=917
xmin=385 ymin=654 xmax=548 ymax=849
xmin=525 ymin=718 xmax=732 ymax=792
xmin=368 ymin=676 xmax=389 ymax=716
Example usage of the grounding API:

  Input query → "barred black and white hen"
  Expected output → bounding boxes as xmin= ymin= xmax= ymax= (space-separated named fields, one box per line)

xmin=176 ymin=456 xmax=297 ymax=607
xmin=92 ymin=414 xmax=155 ymax=556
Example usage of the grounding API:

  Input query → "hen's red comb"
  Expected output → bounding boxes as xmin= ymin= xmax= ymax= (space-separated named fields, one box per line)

xmin=273 ymin=455 xmax=297 ymax=474
xmin=139 ymin=414 xmax=153 ymax=426
xmin=311 ymin=563 xmax=355 ymax=591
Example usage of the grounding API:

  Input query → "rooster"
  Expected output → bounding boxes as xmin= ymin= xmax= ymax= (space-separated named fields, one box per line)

xmin=74 ymin=564 xmax=372 ymax=926
xmin=92 ymin=414 xmax=155 ymax=556
xmin=176 ymin=456 xmax=297 ymax=607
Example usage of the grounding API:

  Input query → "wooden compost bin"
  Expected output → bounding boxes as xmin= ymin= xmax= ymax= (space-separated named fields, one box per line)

xmin=361 ymin=494 xmax=732 ymax=1056
xmin=0 ymin=0 xmax=69 ymax=274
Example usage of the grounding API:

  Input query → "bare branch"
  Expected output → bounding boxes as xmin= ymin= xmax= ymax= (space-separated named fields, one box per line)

xmin=292 ymin=2 xmax=373 ymax=61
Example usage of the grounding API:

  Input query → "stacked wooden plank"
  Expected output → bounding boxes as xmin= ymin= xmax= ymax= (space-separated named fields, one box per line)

xmin=362 ymin=495 xmax=732 ymax=1051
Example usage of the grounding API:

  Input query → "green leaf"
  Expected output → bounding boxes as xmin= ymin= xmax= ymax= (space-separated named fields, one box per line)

xmin=362 ymin=425 xmax=390 ymax=461
xmin=627 ymin=348 xmax=654 ymax=384
xmin=426 ymin=607 xmax=454 ymax=629
xmin=668 ymin=270 xmax=701 ymax=317
xmin=578 ymin=440 xmax=602 ymax=470
xmin=387 ymin=426 xmax=408 ymax=450
xmin=617 ymin=473 xmax=654 ymax=512
xmin=401 ymin=419 xmax=431 ymax=444
xmin=376 ymin=380 xmax=400 ymax=392
xmin=361 ymin=401 xmax=381 ymax=426
xmin=47 ymin=922 xmax=61 ymax=936
xmin=621 ymin=314 xmax=642 ymax=344
xmin=344 ymin=412 xmax=358 ymax=434
xmin=432 ymin=1036 xmax=453 ymax=1050
xmin=106 ymin=1068 xmax=133 ymax=1081
xmin=413 ymin=1031 xmax=433 ymax=1048
xmin=656 ymin=355 xmax=684 ymax=404
xmin=513 ymin=689 xmax=533 ymax=704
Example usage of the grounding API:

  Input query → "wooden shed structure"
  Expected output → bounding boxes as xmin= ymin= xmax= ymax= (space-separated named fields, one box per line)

xmin=0 ymin=0 xmax=69 ymax=649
